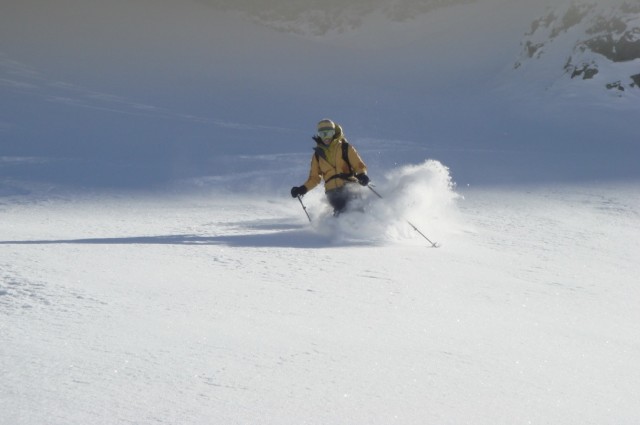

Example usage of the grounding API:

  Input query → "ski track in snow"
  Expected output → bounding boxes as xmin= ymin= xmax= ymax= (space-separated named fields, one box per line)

xmin=1 ymin=170 xmax=640 ymax=424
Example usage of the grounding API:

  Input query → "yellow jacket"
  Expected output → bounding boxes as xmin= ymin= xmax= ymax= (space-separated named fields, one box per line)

xmin=303 ymin=125 xmax=367 ymax=192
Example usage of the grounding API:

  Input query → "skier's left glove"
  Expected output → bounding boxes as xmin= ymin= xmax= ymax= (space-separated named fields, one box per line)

xmin=356 ymin=174 xmax=370 ymax=186
xmin=291 ymin=185 xmax=308 ymax=198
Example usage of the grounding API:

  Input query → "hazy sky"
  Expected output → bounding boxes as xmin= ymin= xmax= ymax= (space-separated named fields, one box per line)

xmin=1 ymin=0 xmax=636 ymax=183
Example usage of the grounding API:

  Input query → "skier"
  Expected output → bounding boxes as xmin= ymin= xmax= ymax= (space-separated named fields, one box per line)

xmin=290 ymin=119 xmax=370 ymax=215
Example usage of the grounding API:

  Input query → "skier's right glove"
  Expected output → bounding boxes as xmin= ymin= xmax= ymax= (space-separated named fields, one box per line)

xmin=356 ymin=173 xmax=370 ymax=186
xmin=290 ymin=186 xmax=308 ymax=198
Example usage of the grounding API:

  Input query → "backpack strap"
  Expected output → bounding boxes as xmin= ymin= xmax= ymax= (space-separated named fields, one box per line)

xmin=313 ymin=147 xmax=327 ymax=162
xmin=341 ymin=141 xmax=354 ymax=176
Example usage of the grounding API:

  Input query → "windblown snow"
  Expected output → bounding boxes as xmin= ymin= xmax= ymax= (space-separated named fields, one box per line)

xmin=303 ymin=160 xmax=460 ymax=244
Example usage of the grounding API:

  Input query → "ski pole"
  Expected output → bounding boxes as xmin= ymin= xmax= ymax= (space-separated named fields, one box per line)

xmin=297 ymin=195 xmax=312 ymax=222
xmin=367 ymin=185 xmax=439 ymax=248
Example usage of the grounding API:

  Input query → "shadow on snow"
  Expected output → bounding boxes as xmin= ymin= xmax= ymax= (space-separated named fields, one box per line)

xmin=0 ymin=230 xmax=371 ymax=249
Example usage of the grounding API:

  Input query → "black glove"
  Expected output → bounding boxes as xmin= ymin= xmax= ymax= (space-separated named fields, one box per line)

xmin=356 ymin=174 xmax=370 ymax=186
xmin=290 ymin=185 xmax=308 ymax=198
xmin=312 ymin=135 xmax=322 ymax=144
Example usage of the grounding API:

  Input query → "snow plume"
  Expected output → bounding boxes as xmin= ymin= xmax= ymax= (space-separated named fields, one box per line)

xmin=309 ymin=160 xmax=462 ymax=244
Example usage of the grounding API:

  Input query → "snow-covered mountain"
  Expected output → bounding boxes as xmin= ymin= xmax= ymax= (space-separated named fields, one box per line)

xmin=514 ymin=0 xmax=640 ymax=94
xmin=200 ymin=0 xmax=475 ymax=35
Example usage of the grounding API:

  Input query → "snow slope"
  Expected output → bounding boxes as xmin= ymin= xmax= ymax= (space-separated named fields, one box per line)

xmin=2 ymin=163 xmax=640 ymax=424
xmin=1 ymin=0 xmax=640 ymax=423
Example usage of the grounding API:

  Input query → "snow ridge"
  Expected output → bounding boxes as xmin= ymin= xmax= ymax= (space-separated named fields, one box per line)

xmin=204 ymin=0 xmax=475 ymax=36
xmin=515 ymin=0 xmax=640 ymax=95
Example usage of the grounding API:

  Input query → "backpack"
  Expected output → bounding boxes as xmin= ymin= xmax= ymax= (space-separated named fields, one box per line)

xmin=314 ymin=141 xmax=355 ymax=183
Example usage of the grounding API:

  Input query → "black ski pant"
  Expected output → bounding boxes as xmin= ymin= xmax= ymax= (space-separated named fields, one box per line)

xmin=326 ymin=185 xmax=360 ymax=215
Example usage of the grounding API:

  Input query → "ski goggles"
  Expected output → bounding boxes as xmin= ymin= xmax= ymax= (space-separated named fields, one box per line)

xmin=317 ymin=129 xmax=336 ymax=140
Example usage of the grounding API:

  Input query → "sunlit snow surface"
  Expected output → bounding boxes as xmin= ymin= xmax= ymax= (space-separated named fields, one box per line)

xmin=1 ymin=0 xmax=639 ymax=422
xmin=1 ymin=162 xmax=639 ymax=424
